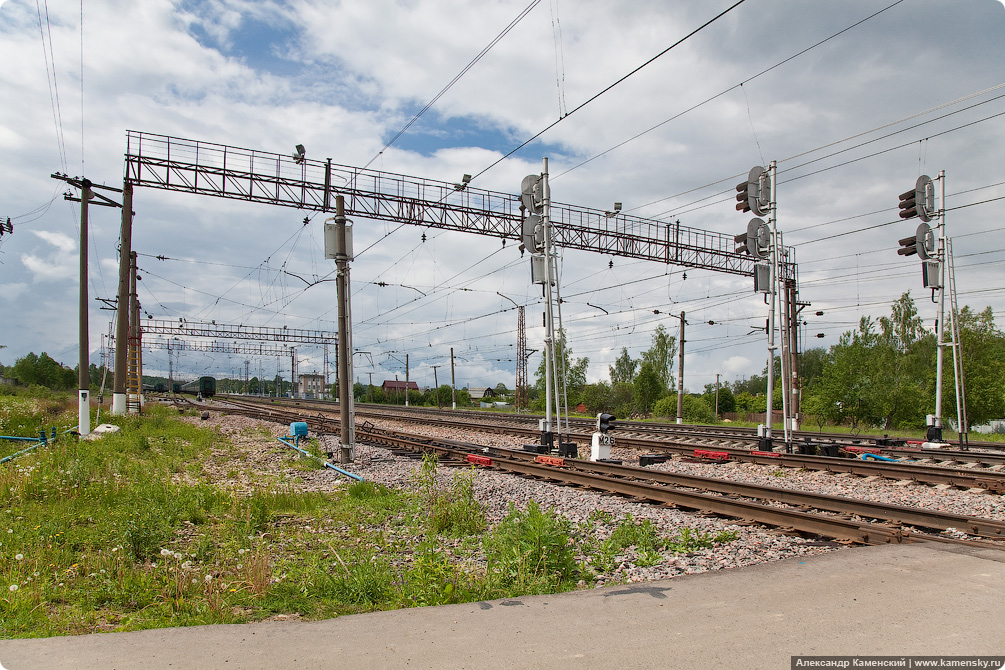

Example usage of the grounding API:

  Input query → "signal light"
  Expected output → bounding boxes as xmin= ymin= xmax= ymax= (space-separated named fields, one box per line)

xmin=898 ymin=189 xmax=918 ymax=220
xmin=897 ymin=233 xmax=918 ymax=256
xmin=734 ymin=218 xmax=770 ymax=259
xmin=736 ymin=180 xmax=751 ymax=213
xmin=596 ymin=413 xmax=616 ymax=434
xmin=897 ymin=222 xmax=935 ymax=259
xmin=898 ymin=175 xmax=935 ymax=222
xmin=521 ymin=174 xmax=544 ymax=214
xmin=736 ymin=166 xmax=770 ymax=217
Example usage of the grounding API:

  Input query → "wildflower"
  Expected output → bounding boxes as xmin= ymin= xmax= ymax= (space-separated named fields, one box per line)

xmin=8 ymin=585 xmax=17 ymax=592
xmin=15 ymin=554 xmax=23 ymax=561
xmin=238 ymin=549 xmax=246 ymax=555
xmin=160 ymin=548 xmax=171 ymax=557
xmin=204 ymin=574 xmax=212 ymax=582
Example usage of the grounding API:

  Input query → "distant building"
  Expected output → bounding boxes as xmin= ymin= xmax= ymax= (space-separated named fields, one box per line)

xmin=468 ymin=387 xmax=496 ymax=401
xmin=299 ymin=373 xmax=325 ymax=399
xmin=382 ymin=380 xmax=419 ymax=394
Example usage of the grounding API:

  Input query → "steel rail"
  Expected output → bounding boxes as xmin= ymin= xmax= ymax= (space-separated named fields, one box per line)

xmin=211 ymin=399 xmax=1005 ymax=549
xmin=248 ymin=398 xmax=1005 ymax=459
xmin=218 ymin=396 xmax=1005 ymax=490
xmin=486 ymin=445 xmax=1005 ymax=538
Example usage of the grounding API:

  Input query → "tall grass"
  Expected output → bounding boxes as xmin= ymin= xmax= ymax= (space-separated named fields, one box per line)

xmin=0 ymin=396 xmax=739 ymax=638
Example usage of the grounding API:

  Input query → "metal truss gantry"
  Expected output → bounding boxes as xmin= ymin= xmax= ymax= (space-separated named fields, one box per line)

xmin=142 ymin=319 xmax=336 ymax=346
xmin=141 ymin=337 xmax=294 ymax=358
xmin=123 ymin=131 xmax=797 ymax=281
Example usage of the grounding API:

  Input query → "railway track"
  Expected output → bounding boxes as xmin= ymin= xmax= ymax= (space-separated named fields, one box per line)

xmin=209 ymin=397 xmax=1005 ymax=551
xmin=219 ymin=396 xmax=1005 ymax=492
xmin=224 ymin=396 xmax=1005 ymax=462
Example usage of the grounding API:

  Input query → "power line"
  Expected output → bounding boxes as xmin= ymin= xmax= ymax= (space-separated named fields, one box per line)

xmin=630 ymin=82 xmax=1005 ymax=220
xmin=35 ymin=0 xmax=67 ymax=172
xmin=362 ymin=0 xmax=542 ymax=171
xmin=558 ymin=0 xmax=908 ymax=182
xmin=470 ymin=0 xmax=749 ymax=182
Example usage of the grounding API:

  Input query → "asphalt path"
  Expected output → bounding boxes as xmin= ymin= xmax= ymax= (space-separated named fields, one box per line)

xmin=2 ymin=543 xmax=1003 ymax=669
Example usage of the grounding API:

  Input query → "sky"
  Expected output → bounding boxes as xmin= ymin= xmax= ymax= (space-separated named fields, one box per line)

xmin=1 ymin=0 xmax=1004 ymax=395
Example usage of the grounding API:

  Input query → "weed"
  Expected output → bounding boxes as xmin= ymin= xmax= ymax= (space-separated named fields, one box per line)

xmin=411 ymin=454 xmax=486 ymax=536
xmin=485 ymin=500 xmax=580 ymax=592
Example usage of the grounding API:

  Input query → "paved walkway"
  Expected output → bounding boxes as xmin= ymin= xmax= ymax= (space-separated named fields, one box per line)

xmin=2 ymin=543 xmax=1003 ymax=669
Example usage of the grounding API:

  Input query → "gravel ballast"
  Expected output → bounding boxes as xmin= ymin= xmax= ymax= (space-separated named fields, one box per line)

xmin=186 ymin=408 xmax=1004 ymax=587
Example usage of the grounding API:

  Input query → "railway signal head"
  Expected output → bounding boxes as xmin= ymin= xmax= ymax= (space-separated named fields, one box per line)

xmin=596 ymin=413 xmax=616 ymax=434
xmin=898 ymin=174 xmax=935 ymax=222
xmin=915 ymin=222 xmax=935 ymax=260
xmin=898 ymin=222 xmax=935 ymax=259
xmin=734 ymin=218 xmax=770 ymax=259
xmin=522 ymin=213 xmax=544 ymax=253
xmin=521 ymin=174 xmax=544 ymax=214
xmin=736 ymin=166 xmax=770 ymax=217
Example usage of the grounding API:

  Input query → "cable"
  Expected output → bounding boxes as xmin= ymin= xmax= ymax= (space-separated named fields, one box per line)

xmin=362 ymin=0 xmax=541 ymax=171
xmin=558 ymin=0 xmax=907 ymax=182
xmin=634 ymin=83 xmax=1005 ymax=220
xmin=470 ymin=0 xmax=749 ymax=182
xmin=35 ymin=0 xmax=67 ymax=172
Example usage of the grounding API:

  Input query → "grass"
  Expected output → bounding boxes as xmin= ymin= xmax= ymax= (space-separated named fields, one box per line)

xmin=0 ymin=395 xmax=741 ymax=638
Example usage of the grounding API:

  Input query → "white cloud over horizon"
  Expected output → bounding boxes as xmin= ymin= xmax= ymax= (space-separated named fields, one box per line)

xmin=1 ymin=0 xmax=1003 ymax=393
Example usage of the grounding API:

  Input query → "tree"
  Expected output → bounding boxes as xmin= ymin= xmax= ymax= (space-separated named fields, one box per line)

xmin=532 ymin=331 xmax=589 ymax=406
xmin=639 ymin=324 xmax=676 ymax=390
xmin=702 ymin=383 xmax=735 ymax=414
xmin=581 ymin=382 xmax=613 ymax=414
xmin=653 ymin=395 xmax=715 ymax=424
xmin=10 ymin=352 xmax=75 ymax=389
xmin=494 ymin=382 xmax=509 ymax=395
xmin=940 ymin=306 xmax=1005 ymax=430
xmin=633 ymin=362 xmax=664 ymax=415
xmin=798 ymin=347 xmax=829 ymax=390
xmin=609 ymin=347 xmax=638 ymax=385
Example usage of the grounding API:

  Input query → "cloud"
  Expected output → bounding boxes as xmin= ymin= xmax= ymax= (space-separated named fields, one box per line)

xmin=1 ymin=0 xmax=1004 ymax=389
xmin=19 ymin=230 xmax=77 ymax=282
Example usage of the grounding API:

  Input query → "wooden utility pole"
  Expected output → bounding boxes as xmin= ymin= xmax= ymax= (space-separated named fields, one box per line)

xmin=432 ymin=365 xmax=441 ymax=408
xmin=78 ymin=181 xmax=93 ymax=435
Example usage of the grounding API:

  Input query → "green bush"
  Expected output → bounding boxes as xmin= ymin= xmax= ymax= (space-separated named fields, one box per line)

xmin=652 ymin=395 xmax=716 ymax=424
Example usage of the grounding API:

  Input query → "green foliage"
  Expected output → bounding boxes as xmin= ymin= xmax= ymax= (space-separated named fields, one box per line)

xmin=401 ymin=540 xmax=476 ymax=607
xmin=939 ymin=306 xmax=1005 ymax=429
xmin=652 ymin=396 xmax=676 ymax=419
xmin=701 ymin=384 xmax=736 ymax=414
xmin=9 ymin=352 xmax=77 ymax=390
xmin=580 ymin=381 xmax=614 ymax=414
xmin=485 ymin=501 xmax=580 ymax=591
xmin=609 ymin=347 xmax=638 ymax=385
xmin=633 ymin=363 xmax=665 ymax=415
xmin=411 ymin=454 xmax=487 ymax=536
xmin=532 ymin=331 xmax=589 ymax=403
xmin=639 ymin=324 xmax=676 ymax=390
xmin=652 ymin=395 xmax=715 ymax=424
